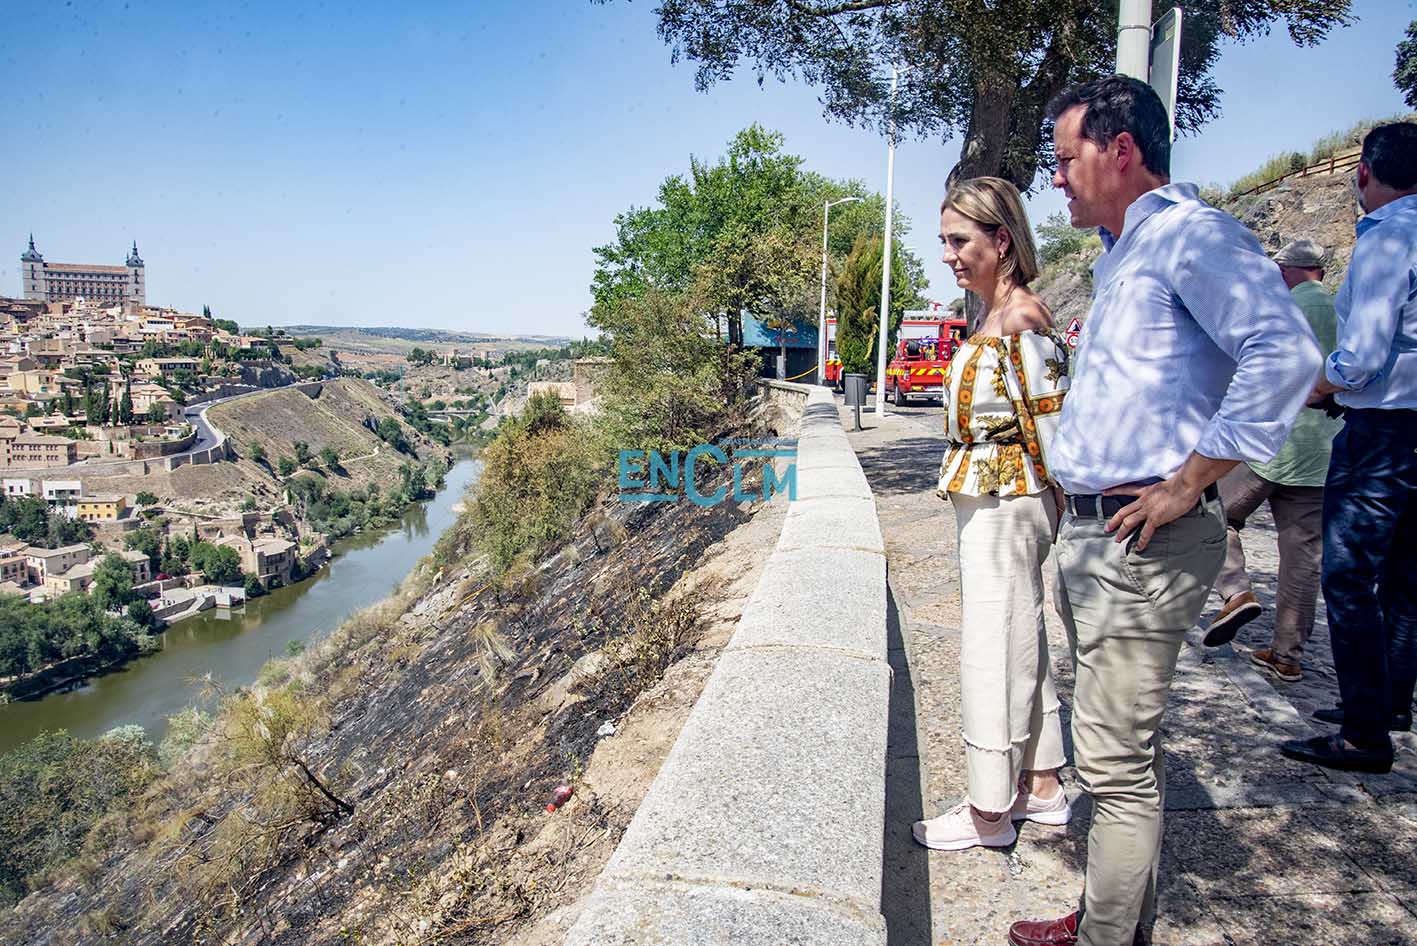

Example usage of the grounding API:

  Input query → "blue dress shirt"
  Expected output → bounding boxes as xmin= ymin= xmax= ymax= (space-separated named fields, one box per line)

xmin=1327 ymin=193 xmax=1417 ymax=409
xmin=1050 ymin=183 xmax=1323 ymax=495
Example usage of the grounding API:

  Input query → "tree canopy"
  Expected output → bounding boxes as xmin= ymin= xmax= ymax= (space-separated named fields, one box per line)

xmin=630 ymin=0 xmax=1352 ymax=191
xmin=1397 ymin=20 xmax=1417 ymax=109
xmin=590 ymin=124 xmax=927 ymax=353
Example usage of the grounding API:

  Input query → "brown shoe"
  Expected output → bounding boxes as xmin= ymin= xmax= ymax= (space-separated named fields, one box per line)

xmin=1007 ymin=912 xmax=1077 ymax=946
xmin=1250 ymin=647 xmax=1302 ymax=682
xmin=1203 ymin=590 xmax=1261 ymax=647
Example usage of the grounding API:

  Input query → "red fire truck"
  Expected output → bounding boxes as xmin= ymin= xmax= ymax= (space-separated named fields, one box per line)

xmin=824 ymin=310 xmax=968 ymax=403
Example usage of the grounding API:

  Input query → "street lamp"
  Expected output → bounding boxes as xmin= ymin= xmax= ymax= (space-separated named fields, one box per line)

xmin=875 ymin=63 xmax=912 ymax=415
xmin=818 ymin=196 xmax=862 ymax=385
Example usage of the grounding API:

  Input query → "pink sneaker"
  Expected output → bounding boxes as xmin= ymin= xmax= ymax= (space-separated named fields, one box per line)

xmin=1010 ymin=783 xmax=1072 ymax=826
xmin=912 ymin=802 xmax=1017 ymax=851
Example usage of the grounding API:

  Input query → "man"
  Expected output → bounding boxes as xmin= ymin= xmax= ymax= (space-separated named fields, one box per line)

xmin=1281 ymin=121 xmax=1417 ymax=774
xmin=1006 ymin=76 xmax=1320 ymax=946
xmin=1202 ymin=239 xmax=1343 ymax=683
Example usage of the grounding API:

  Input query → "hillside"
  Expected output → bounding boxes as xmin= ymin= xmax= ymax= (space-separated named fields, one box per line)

xmin=280 ymin=325 xmax=574 ymax=357
xmin=1035 ymin=170 xmax=1362 ymax=332
xmin=0 ymin=394 xmax=800 ymax=946
xmin=209 ymin=378 xmax=452 ymax=494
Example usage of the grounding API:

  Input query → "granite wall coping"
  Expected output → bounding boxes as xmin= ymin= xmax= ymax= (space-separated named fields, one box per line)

xmin=564 ymin=385 xmax=889 ymax=946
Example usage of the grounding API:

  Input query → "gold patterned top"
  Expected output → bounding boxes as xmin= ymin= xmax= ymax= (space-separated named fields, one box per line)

xmin=936 ymin=329 xmax=1070 ymax=498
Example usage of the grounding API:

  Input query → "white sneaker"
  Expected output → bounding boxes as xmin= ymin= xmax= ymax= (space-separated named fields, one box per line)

xmin=912 ymin=802 xmax=1017 ymax=851
xmin=1010 ymin=784 xmax=1072 ymax=826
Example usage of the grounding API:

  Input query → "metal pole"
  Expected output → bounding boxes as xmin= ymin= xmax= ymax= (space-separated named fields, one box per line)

xmin=819 ymin=200 xmax=830 ymax=385
xmin=1116 ymin=0 xmax=1152 ymax=80
xmin=874 ymin=66 xmax=902 ymax=416
xmin=818 ymin=196 xmax=860 ymax=387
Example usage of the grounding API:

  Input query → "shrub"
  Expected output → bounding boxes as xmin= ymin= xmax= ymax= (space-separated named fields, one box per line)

xmin=0 ymin=728 xmax=160 ymax=905
xmin=470 ymin=393 xmax=603 ymax=575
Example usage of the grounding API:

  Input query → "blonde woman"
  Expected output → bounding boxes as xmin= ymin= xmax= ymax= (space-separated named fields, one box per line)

xmin=912 ymin=177 xmax=1072 ymax=852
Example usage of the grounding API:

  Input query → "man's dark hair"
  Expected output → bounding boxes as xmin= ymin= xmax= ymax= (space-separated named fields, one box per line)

xmin=1361 ymin=122 xmax=1417 ymax=190
xmin=1046 ymin=75 xmax=1171 ymax=177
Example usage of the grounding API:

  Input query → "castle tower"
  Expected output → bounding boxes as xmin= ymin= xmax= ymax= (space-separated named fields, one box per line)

xmin=125 ymin=240 xmax=145 ymax=305
xmin=20 ymin=234 xmax=45 ymax=300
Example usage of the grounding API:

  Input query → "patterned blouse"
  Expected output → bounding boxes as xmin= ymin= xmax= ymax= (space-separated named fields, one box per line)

xmin=937 ymin=329 xmax=1070 ymax=498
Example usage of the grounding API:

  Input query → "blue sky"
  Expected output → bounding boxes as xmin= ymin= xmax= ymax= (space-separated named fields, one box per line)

xmin=1 ymin=0 xmax=1411 ymax=338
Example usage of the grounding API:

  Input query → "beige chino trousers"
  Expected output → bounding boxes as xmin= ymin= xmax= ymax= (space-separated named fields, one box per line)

xmin=1054 ymin=500 xmax=1225 ymax=946
xmin=953 ymin=491 xmax=1066 ymax=812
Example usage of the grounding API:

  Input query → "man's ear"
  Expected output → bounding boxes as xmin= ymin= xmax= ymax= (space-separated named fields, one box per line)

xmin=1356 ymin=161 xmax=1370 ymax=191
xmin=1113 ymin=131 xmax=1137 ymax=173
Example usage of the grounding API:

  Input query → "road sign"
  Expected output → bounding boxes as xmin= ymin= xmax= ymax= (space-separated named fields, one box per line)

xmin=1150 ymin=7 xmax=1183 ymax=141
xmin=1066 ymin=318 xmax=1082 ymax=334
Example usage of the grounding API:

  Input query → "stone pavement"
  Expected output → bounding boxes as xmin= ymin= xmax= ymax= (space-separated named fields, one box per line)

xmin=843 ymin=399 xmax=1417 ymax=946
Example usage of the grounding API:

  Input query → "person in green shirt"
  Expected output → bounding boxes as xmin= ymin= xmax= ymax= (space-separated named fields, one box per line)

xmin=1202 ymin=239 xmax=1344 ymax=681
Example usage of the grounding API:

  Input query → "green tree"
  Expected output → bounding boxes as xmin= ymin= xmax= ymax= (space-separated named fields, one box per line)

xmin=835 ymin=233 xmax=915 ymax=375
xmin=277 ymin=456 xmax=296 ymax=477
xmin=319 ymin=446 xmax=340 ymax=470
xmin=248 ymin=442 xmax=268 ymax=465
xmin=124 ymin=526 xmax=162 ymax=571
xmin=293 ymin=441 xmax=312 ymax=466
xmin=91 ymin=553 xmax=137 ymax=612
xmin=126 ymin=598 xmax=158 ymax=630
xmin=135 ymin=491 xmax=158 ymax=506
xmin=1397 ymin=20 xmax=1417 ymax=108
xmin=145 ymin=402 xmax=168 ymax=424
xmin=633 ymin=1 xmax=1352 ymax=191
xmin=119 ymin=380 xmax=134 ymax=425
xmin=190 ymin=541 xmax=242 ymax=584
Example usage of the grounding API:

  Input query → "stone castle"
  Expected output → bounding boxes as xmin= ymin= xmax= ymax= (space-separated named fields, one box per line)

xmin=20 ymin=235 xmax=146 ymax=305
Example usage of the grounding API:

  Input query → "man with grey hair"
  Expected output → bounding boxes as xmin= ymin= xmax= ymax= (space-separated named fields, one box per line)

xmin=1202 ymin=239 xmax=1343 ymax=684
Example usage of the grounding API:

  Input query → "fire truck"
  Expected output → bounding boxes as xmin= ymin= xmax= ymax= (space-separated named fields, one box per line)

xmin=824 ymin=307 xmax=968 ymax=404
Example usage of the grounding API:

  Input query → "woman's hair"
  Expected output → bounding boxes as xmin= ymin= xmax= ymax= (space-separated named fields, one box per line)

xmin=939 ymin=176 xmax=1040 ymax=287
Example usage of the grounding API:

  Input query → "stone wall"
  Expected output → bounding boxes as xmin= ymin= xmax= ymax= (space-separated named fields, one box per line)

xmin=564 ymin=385 xmax=890 ymax=946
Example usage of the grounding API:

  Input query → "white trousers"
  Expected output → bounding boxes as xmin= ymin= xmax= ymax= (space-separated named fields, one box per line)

xmin=952 ymin=490 xmax=1065 ymax=812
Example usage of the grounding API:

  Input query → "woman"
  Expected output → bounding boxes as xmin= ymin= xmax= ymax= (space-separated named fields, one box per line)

xmin=912 ymin=177 xmax=1072 ymax=852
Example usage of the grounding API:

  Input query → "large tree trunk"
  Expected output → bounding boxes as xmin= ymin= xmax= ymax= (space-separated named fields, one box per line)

xmin=948 ymin=74 xmax=1017 ymax=188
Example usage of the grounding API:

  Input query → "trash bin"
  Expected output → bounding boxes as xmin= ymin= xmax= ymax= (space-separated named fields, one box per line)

xmin=844 ymin=373 xmax=868 ymax=407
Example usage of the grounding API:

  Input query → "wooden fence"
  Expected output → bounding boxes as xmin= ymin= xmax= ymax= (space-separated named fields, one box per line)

xmin=1233 ymin=146 xmax=1363 ymax=199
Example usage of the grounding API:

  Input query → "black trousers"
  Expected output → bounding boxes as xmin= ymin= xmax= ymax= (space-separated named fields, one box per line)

xmin=1322 ymin=408 xmax=1417 ymax=752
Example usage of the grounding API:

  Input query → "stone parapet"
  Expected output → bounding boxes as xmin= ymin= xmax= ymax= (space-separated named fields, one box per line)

xmin=564 ymin=386 xmax=889 ymax=946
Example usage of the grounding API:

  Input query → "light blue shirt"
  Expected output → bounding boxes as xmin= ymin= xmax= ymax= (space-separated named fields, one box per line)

xmin=1327 ymin=193 xmax=1417 ymax=409
xmin=1050 ymin=183 xmax=1323 ymax=495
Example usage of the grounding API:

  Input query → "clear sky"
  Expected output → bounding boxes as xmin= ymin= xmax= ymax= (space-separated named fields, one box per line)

xmin=1 ymin=1 xmax=1410 ymax=338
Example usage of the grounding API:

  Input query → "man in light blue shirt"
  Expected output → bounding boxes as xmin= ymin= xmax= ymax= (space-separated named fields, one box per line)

xmin=1005 ymin=76 xmax=1320 ymax=946
xmin=1281 ymin=122 xmax=1417 ymax=775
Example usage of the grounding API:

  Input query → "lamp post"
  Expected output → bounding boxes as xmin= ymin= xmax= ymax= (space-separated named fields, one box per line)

xmin=818 ymin=196 xmax=862 ymax=386
xmin=874 ymin=64 xmax=911 ymax=415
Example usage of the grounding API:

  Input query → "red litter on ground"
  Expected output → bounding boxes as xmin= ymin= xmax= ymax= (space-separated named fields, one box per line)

xmin=546 ymin=783 xmax=574 ymax=812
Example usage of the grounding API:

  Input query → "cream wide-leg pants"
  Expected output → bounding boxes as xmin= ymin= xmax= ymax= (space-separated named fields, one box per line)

xmin=951 ymin=490 xmax=1065 ymax=813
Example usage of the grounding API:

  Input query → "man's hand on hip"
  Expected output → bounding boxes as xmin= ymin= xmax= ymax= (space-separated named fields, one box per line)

xmin=1103 ymin=453 xmax=1237 ymax=552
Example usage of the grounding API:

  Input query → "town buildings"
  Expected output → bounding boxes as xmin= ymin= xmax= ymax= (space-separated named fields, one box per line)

xmin=20 ymin=236 xmax=146 ymax=305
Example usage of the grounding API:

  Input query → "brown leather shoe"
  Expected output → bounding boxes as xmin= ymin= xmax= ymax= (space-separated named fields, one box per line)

xmin=1250 ymin=647 xmax=1302 ymax=682
xmin=1203 ymin=590 xmax=1261 ymax=646
xmin=1007 ymin=912 xmax=1148 ymax=946
xmin=1007 ymin=912 xmax=1077 ymax=946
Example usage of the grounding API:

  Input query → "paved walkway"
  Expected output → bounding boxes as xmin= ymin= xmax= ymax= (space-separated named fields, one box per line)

xmin=844 ymin=400 xmax=1417 ymax=946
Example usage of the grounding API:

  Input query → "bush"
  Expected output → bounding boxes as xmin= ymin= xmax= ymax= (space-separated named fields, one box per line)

xmin=1035 ymin=211 xmax=1091 ymax=265
xmin=470 ymin=393 xmax=603 ymax=575
xmin=0 ymin=728 xmax=160 ymax=905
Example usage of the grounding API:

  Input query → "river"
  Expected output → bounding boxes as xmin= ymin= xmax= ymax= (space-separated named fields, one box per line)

xmin=0 ymin=455 xmax=480 ymax=757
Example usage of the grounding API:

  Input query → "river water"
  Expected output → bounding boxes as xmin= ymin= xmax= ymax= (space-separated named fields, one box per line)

xmin=0 ymin=455 xmax=480 ymax=757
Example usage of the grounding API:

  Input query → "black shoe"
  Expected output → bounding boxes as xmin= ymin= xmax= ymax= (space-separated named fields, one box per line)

xmin=1279 ymin=734 xmax=1393 ymax=774
xmin=1311 ymin=706 xmax=1412 ymax=732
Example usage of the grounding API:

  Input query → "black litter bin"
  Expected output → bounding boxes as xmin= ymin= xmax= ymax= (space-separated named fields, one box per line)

xmin=844 ymin=373 xmax=867 ymax=407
